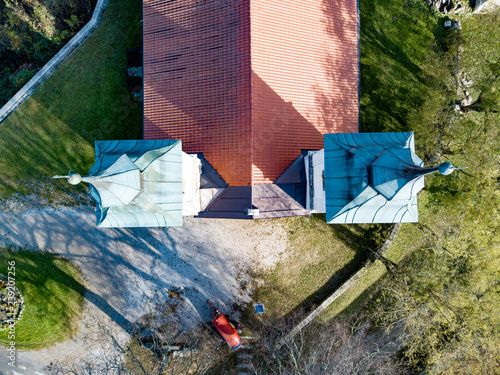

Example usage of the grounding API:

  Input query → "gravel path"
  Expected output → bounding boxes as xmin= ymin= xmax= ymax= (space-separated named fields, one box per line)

xmin=0 ymin=206 xmax=289 ymax=373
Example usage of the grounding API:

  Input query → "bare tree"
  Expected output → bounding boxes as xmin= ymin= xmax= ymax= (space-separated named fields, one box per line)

xmin=45 ymin=318 xmax=225 ymax=375
xmin=252 ymin=315 xmax=408 ymax=375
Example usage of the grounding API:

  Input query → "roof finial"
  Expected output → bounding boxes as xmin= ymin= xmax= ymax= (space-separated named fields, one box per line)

xmin=52 ymin=170 xmax=82 ymax=185
xmin=438 ymin=162 xmax=468 ymax=176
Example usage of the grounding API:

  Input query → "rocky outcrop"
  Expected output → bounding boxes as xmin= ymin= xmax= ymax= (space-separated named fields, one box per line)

xmin=473 ymin=0 xmax=500 ymax=14
xmin=428 ymin=0 xmax=454 ymax=13
xmin=425 ymin=0 xmax=499 ymax=13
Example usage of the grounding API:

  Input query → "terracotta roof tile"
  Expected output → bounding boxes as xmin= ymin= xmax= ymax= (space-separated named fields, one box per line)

xmin=143 ymin=0 xmax=359 ymax=186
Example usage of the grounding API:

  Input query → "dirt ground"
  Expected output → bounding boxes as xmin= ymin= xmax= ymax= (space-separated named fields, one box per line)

xmin=0 ymin=206 xmax=289 ymax=373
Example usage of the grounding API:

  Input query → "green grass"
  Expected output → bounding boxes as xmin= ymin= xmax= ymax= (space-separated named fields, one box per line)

xmin=305 ymin=0 xmax=448 ymax=321
xmin=317 ymin=261 xmax=386 ymax=321
xmin=248 ymin=215 xmax=389 ymax=324
xmin=360 ymin=0 xmax=445 ymax=134
xmin=316 ymin=181 xmax=481 ymax=320
xmin=0 ymin=249 xmax=84 ymax=349
xmin=0 ymin=0 xmax=143 ymax=201
xmin=0 ymin=0 xmax=472 ymax=348
xmin=318 ymin=221 xmax=422 ymax=320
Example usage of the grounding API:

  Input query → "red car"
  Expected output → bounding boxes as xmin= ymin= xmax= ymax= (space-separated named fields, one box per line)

xmin=207 ymin=300 xmax=243 ymax=351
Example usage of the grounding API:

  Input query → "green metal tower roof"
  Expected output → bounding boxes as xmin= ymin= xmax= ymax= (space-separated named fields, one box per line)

xmin=86 ymin=139 xmax=183 ymax=227
xmin=324 ymin=132 xmax=436 ymax=224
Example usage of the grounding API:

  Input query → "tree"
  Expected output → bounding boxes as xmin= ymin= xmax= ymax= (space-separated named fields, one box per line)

xmin=252 ymin=315 xmax=408 ymax=375
xmin=44 ymin=317 xmax=226 ymax=375
xmin=369 ymin=8 xmax=500 ymax=372
xmin=0 ymin=0 xmax=97 ymax=106
xmin=460 ymin=12 xmax=500 ymax=113
xmin=376 ymin=217 xmax=500 ymax=374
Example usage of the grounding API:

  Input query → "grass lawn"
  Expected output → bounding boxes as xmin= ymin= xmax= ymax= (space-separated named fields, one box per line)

xmin=0 ymin=249 xmax=84 ymax=349
xmin=0 ymin=0 xmax=143 ymax=202
xmin=0 ymin=0 xmax=141 ymax=351
xmin=317 ymin=219 xmax=424 ymax=321
xmin=247 ymin=215 xmax=389 ymax=325
xmin=313 ymin=0 xmax=447 ymax=320
xmin=360 ymin=0 xmax=445 ymax=135
xmin=315 ymin=179 xmax=474 ymax=321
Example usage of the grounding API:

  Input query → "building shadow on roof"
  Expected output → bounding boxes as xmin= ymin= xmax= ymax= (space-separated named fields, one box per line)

xmin=143 ymin=1 xmax=348 ymax=186
xmin=251 ymin=72 xmax=324 ymax=184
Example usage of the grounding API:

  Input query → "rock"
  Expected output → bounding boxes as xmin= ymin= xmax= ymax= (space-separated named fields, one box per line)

xmin=429 ymin=0 xmax=454 ymax=13
xmin=473 ymin=0 xmax=500 ymax=13
xmin=462 ymin=96 xmax=473 ymax=106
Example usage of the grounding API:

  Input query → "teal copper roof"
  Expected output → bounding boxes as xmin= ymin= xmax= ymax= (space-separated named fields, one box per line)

xmin=86 ymin=140 xmax=183 ymax=227
xmin=324 ymin=132 xmax=432 ymax=224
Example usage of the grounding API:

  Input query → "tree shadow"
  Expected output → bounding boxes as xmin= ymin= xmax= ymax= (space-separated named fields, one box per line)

xmin=278 ymin=221 xmax=391 ymax=327
xmin=312 ymin=0 xmax=359 ymax=133
xmin=2 ymin=248 xmax=144 ymax=335
xmin=0 ymin=0 xmax=143 ymax=199
xmin=0 ymin=208 xmax=255 ymax=338
xmin=358 ymin=0 xmax=444 ymax=133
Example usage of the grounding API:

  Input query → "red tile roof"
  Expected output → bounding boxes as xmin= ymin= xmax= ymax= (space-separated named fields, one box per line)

xmin=143 ymin=0 xmax=358 ymax=187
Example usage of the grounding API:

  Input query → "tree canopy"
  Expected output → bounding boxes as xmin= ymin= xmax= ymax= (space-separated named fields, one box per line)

xmin=373 ymin=8 xmax=500 ymax=374
xmin=0 ymin=0 xmax=96 ymax=105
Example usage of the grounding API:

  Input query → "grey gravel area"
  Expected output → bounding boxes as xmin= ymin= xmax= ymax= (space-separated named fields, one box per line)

xmin=0 ymin=206 xmax=288 ymax=372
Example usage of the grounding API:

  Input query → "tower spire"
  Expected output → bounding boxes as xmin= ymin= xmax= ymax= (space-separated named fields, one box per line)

xmin=52 ymin=170 xmax=82 ymax=185
xmin=438 ymin=162 xmax=467 ymax=176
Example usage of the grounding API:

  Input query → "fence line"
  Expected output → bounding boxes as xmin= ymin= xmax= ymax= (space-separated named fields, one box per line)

xmin=0 ymin=0 xmax=110 ymax=123
xmin=277 ymin=223 xmax=403 ymax=348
